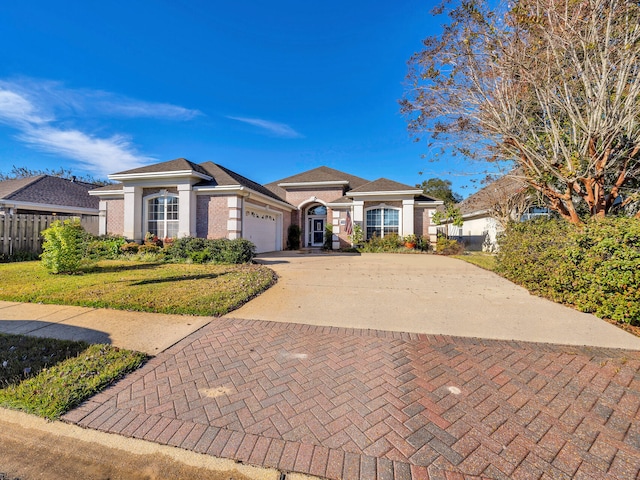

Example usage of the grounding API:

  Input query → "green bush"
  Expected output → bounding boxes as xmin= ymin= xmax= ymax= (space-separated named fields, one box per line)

xmin=496 ymin=217 xmax=640 ymax=324
xmin=87 ymin=235 xmax=127 ymax=259
xmin=120 ymin=242 xmax=140 ymax=254
xmin=287 ymin=224 xmax=301 ymax=250
xmin=435 ymin=236 xmax=464 ymax=255
xmin=165 ymin=237 xmax=256 ymax=264
xmin=40 ymin=219 xmax=90 ymax=274
xmin=359 ymin=233 xmax=406 ymax=252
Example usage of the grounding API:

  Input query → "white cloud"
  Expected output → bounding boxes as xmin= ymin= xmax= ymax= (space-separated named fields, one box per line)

xmin=227 ymin=116 xmax=303 ymax=138
xmin=0 ymin=77 xmax=200 ymax=176
xmin=18 ymin=127 xmax=152 ymax=176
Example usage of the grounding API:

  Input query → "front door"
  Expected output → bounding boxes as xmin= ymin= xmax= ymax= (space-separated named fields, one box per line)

xmin=308 ymin=217 xmax=325 ymax=246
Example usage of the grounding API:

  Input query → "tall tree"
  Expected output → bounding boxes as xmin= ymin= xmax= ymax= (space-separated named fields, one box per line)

xmin=416 ymin=177 xmax=462 ymax=203
xmin=401 ymin=0 xmax=640 ymax=224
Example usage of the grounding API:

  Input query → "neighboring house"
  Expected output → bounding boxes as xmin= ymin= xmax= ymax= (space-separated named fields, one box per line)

xmin=440 ymin=174 xmax=548 ymax=251
xmin=0 ymin=175 xmax=100 ymax=218
xmin=89 ymin=159 xmax=443 ymax=253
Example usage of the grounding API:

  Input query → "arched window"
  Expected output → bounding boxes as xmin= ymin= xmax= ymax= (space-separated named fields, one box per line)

xmin=366 ymin=208 xmax=399 ymax=239
xmin=147 ymin=194 xmax=179 ymax=239
xmin=307 ymin=205 xmax=327 ymax=216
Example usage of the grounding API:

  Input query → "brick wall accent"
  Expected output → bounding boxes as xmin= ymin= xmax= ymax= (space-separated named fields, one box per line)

xmin=196 ymin=195 xmax=230 ymax=239
xmin=105 ymin=199 xmax=124 ymax=236
xmin=282 ymin=187 xmax=345 ymax=208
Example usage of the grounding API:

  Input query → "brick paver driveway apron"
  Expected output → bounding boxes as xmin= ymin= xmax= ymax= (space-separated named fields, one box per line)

xmin=65 ymin=317 xmax=640 ymax=479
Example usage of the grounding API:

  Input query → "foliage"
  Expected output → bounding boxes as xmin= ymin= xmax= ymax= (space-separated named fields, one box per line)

xmin=0 ymin=260 xmax=276 ymax=316
xmin=359 ymin=233 xmax=406 ymax=253
xmin=323 ymin=223 xmax=333 ymax=250
xmin=165 ymin=237 xmax=256 ymax=264
xmin=287 ymin=224 xmax=301 ymax=250
xmin=0 ymin=250 xmax=40 ymax=263
xmin=415 ymin=235 xmax=431 ymax=252
xmin=435 ymin=237 xmax=464 ymax=255
xmin=0 ymin=336 xmax=146 ymax=419
xmin=120 ymin=242 xmax=140 ymax=254
xmin=416 ymin=177 xmax=461 ymax=203
xmin=402 ymin=0 xmax=640 ymax=223
xmin=496 ymin=218 xmax=640 ymax=324
xmin=40 ymin=219 xmax=91 ymax=274
xmin=87 ymin=235 xmax=127 ymax=260
xmin=0 ymin=165 xmax=111 ymax=186
xmin=350 ymin=223 xmax=364 ymax=246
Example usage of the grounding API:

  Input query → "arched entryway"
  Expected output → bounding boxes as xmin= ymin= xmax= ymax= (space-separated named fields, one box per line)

xmin=305 ymin=204 xmax=327 ymax=247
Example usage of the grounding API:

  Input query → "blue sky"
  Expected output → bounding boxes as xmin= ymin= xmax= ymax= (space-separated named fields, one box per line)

xmin=0 ymin=1 xmax=487 ymax=196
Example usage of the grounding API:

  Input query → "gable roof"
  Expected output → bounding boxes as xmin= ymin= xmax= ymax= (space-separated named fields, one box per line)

xmin=197 ymin=162 xmax=289 ymax=204
xmin=348 ymin=178 xmax=421 ymax=194
xmin=267 ymin=166 xmax=370 ymax=189
xmin=111 ymin=158 xmax=211 ymax=177
xmin=0 ymin=175 xmax=99 ymax=210
xmin=458 ymin=175 xmax=528 ymax=215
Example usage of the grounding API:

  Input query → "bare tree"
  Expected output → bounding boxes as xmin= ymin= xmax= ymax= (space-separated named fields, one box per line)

xmin=402 ymin=0 xmax=640 ymax=224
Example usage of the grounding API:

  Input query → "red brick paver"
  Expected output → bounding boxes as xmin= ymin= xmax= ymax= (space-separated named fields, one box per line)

xmin=63 ymin=318 xmax=640 ymax=479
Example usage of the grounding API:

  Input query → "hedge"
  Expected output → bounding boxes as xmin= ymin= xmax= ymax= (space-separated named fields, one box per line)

xmin=496 ymin=217 xmax=640 ymax=325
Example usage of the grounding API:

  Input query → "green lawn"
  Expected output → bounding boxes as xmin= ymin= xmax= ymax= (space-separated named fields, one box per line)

xmin=0 ymin=334 xmax=146 ymax=419
xmin=452 ymin=252 xmax=497 ymax=271
xmin=0 ymin=260 xmax=277 ymax=316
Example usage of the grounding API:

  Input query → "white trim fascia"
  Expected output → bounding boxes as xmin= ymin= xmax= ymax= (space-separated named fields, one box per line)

xmin=415 ymin=200 xmax=444 ymax=206
xmin=326 ymin=202 xmax=353 ymax=208
xmin=278 ymin=180 xmax=349 ymax=188
xmin=89 ymin=189 xmax=123 ymax=197
xmin=348 ymin=189 xmax=423 ymax=198
xmin=194 ymin=185 xmax=294 ymax=211
xmin=0 ymin=200 xmax=99 ymax=215
xmin=108 ymin=170 xmax=212 ymax=182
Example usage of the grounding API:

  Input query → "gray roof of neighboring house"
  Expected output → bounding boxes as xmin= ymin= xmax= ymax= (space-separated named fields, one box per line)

xmin=0 ymin=175 xmax=99 ymax=210
xmin=348 ymin=178 xmax=419 ymax=193
xmin=457 ymin=175 xmax=528 ymax=215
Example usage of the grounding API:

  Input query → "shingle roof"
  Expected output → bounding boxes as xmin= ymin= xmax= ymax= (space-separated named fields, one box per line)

xmin=0 ymin=175 xmax=99 ymax=209
xmin=458 ymin=175 xmax=528 ymax=215
xmin=112 ymin=158 xmax=210 ymax=177
xmin=348 ymin=178 xmax=419 ymax=193
xmin=267 ymin=166 xmax=370 ymax=189
xmin=197 ymin=162 xmax=290 ymax=204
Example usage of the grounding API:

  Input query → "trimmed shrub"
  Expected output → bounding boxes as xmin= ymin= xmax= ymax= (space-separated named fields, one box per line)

xmin=359 ymin=233 xmax=406 ymax=252
xmin=40 ymin=219 xmax=90 ymax=274
xmin=287 ymin=224 xmax=301 ymax=250
xmin=165 ymin=237 xmax=256 ymax=264
xmin=435 ymin=237 xmax=464 ymax=255
xmin=496 ymin=217 xmax=640 ymax=325
xmin=87 ymin=235 xmax=127 ymax=259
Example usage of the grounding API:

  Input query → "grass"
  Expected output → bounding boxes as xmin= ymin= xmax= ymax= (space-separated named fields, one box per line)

xmin=0 ymin=260 xmax=277 ymax=316
xmin=0 ymin=333 xmax=146 ymax=419
xmin=452 ymin=252 xmax=498 ymax=271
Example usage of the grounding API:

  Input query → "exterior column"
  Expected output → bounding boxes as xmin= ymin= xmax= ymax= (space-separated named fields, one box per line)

xmin=402 ymin=199 xmax=415 ymax=237
xmin=98 ymin=200 xmax=107 ymax=236
xmin=123 ymin=186 xmax=142 ymax=241
xmin=227 ymin=196 xmax=242 ymax=239
xmin=177 ymin=184 xmax=195 ymax=238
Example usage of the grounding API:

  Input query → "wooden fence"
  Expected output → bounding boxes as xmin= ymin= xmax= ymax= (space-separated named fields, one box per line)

xmin=0 ymin=214 xmax=99 ymax=257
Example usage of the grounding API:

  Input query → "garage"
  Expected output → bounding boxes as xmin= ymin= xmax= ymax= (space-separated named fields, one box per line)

xmin=243 ymin=205 xmax=280 ymax=253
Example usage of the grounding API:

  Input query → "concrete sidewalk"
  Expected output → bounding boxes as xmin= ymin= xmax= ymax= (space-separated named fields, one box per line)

xmin=231 ymin=252 xmax=640 ymax=350
xmin=0 ymin=301 xmax=212 ymax=354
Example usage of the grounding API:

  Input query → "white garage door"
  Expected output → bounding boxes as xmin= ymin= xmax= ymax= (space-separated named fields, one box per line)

xmin=244 ymin=207 xmax=278 ymax=253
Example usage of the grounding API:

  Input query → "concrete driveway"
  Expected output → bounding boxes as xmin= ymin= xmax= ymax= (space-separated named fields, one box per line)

xmin=230 ymin=251 xmax=640 ymax=350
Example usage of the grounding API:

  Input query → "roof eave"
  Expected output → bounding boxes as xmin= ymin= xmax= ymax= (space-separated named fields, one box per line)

xmin=278 ymin=180 xmax=349 ymax=188
xmin=109 ymin=170 xmax=212 ymax=182
xmin=194 ymin=185 xmax=294 ymax=211
xmin=349 ymin=189 xmax=424 ymax=197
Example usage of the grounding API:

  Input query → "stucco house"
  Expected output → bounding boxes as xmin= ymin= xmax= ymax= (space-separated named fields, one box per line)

xmin=441 ymin=174 xmax=548 ymax=251
xmin=89 ymin=158 xmax=443 ymax=253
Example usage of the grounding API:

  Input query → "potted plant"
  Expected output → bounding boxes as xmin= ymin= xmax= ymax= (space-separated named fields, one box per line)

xmin=404 ymin=234 xmax=417 ymax=249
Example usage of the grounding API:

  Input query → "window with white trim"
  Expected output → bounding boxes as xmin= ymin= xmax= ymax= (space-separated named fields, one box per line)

xmin=147 ymin=194 xmax=179 ymax=239
xmin=366 ymin=208 xmax=399 ymax=239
